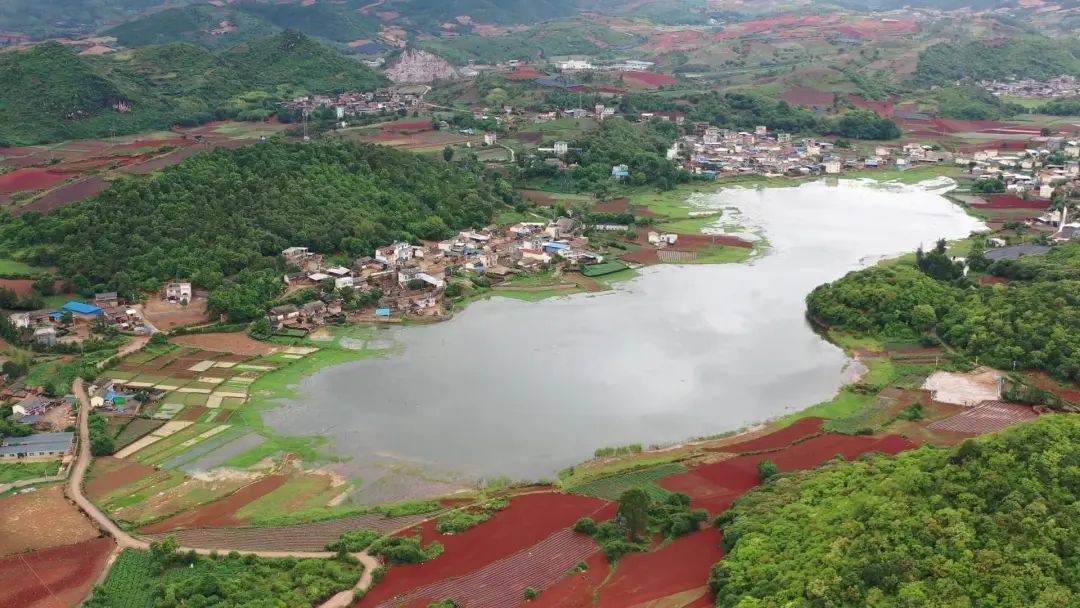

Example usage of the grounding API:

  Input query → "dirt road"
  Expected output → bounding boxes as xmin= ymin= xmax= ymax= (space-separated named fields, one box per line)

xmin=64 ymin=334 xmax=383 ymax=604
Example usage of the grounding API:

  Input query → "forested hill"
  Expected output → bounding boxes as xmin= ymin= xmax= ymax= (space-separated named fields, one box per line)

xmin=711 ymin=414 xmax=1079 ymax=607
xmin=807 ymin=242 xmax=1080 ymax=382
xmin=914 ymin=37 xmax=1080 ymax=86
xmin=0 ymin=31 xmax=386 ymax=146
xmin=0 ymin=140 xmax=516 ymax=319
xmin=104 ymin=2 xmax=381 ymax=48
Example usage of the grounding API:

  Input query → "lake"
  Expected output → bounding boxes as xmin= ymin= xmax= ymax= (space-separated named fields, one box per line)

xmin=265 ymin=179 xmax=985 ymax=503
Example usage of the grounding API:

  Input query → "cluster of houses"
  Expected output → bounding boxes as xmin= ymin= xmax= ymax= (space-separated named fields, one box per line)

xmin=673 ymin=125 xmax=935 ymax=178
xmin=268 ymin=218 xmax=605 ymax=328
xmin=282 ymin=85 xmax=431 ymax=119
xmin=982 ymin=75 xmax=1080 ymax=100
xmin=6 ymin=292 xmax=157 ymax=347
xmin=957 ymin=138 xmax=1080 ymax=200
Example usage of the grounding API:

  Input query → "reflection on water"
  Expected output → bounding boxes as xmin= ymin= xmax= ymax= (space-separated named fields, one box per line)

xmin=264 ymin=180 xmax=984 ymax=500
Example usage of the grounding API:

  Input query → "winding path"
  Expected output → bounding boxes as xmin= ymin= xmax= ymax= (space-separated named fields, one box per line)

xmin=64 ymin=335 xmax=382 ymax=606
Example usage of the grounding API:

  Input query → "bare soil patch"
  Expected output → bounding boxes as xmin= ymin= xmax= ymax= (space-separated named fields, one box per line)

xmin=171 ymin=332 xmax=276 ymax=356
xmin=0 ymin=536 xmax=114 ymax=608
xmin=142 ymin=297 xmax=211 ymax=331
xmin=0 ymin=486 xmax=101 ymax=555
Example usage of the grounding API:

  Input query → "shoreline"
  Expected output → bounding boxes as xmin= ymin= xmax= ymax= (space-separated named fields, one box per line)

xmin=229 ymin=171 xmax=983 ymax=506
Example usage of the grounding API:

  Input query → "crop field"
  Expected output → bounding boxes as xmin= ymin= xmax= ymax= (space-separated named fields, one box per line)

xmin=567 ymin=463 xmax=686 ymax=500
xmin=0 ymin=537 xmax=114 ymax=608
xmin=928 ymin=401 xmax=1039 ymax=435
xmin=371 ymin=529 xmax=598 ymax=608
xmin=360 ymin=492 xmax=610 ymax=607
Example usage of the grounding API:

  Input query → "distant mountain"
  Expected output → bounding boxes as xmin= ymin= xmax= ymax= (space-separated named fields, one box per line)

xmin=104 ymin=2 xmax=380 ymax=48
xmin=0 ymin=0 xmax=183 ymax=39
xmin=0 ymin=31 xmax=387 ymax=146
xmin=103 ymin=5 xmax=279 ymax=49
xmin=385 ymin=0 xmax=579 ymax=28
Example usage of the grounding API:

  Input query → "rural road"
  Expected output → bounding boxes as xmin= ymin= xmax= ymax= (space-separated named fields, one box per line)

xmin=64 ymin=334 xmax=383 ymax=604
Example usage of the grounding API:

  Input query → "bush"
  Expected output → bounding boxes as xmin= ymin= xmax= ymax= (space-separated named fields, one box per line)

xmin=326 ymin=529 xmax=381 ymax=552
xmin=601 ymin=539 xmax=646 ymax=562
xmin=573 ymin=517 xmax=598 ymax=535
xmin=757 ymin=460 xmax=779 ymax=482
xmin=368 ymin=536 xmax=444 ymax=565
xmin=523 ymin=587 xmax=539 ymax=600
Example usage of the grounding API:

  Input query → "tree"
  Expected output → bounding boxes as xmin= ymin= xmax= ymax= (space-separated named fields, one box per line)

xmin=911 ymin=304 xmax=937 ymax=332
xmin=758 ymin=460 xmax=779 ymax=482
xmin=617 ymin=488 xmax=651 ymax=541
xmin=443 ymin=146 xmax=454 ymax=162
xmin=915 ymin=239 xmax=963 ymax=282
xmin=248 ymin=318 xmax=272 ymax=340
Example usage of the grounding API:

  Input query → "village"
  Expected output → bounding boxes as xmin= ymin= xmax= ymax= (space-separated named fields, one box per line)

xmin=981 ymin=75 xmax=1080 ymax=100
xmin=281 ymin=84 xmax=432 ymax=119
xmin=266 ymin=214 xmax=612 ymax=332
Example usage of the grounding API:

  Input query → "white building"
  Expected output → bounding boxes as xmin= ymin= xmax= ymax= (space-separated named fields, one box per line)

xmin=165 ymin=282 xmax=192 ymax=303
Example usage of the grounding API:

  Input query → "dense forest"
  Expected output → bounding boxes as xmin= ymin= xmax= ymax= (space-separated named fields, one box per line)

xmin=928 ymin=85 xmax=1026 ymax=121
xmin=914 ymin=37 xmax=1080 ymax=86
xmin=711 ymin=415 xmax=1079 ymax=607
xmin=0 ymin=140 xmax=516 ymax=320
xmin=0 ymin=31 xmax=385 ymax=146
xmin=806 ymin=243 xmax=1080 ymax=381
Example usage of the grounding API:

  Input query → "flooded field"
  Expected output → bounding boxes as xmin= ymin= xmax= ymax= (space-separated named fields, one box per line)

xmin=265 ymin=180 xmax=984 ymax=500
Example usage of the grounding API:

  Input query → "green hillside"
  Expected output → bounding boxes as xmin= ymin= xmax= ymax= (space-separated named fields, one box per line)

xmin=104 ymin=5 xmax=279 ymax=49
xmin=712 ymin=415 xmax=1079 ymax=607
xmin=0 ymin=0 xmax=177 ymax=39
xmin=0 ymin=31 xmax=387 ymax=146
xmin=389 ymin=0 xmax=578 ymax=29
xmin=0 ymin=140 xmax=516 ymax=320
xmin=915 ymin=37 xmax=1080 ymax=86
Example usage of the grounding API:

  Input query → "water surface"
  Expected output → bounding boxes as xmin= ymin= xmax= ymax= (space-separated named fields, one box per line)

xmin=265 ymin=180 xmax=984 ymax=502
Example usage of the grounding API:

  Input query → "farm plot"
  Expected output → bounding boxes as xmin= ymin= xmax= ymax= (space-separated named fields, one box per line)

xmin=371 ymin=529 xmax=598 ymax=608
xmin=596 ymin=527 xmax=724 ymax=608
xmin=0 ymin=537 xmax=114 ymax=608
xmin=360 ymin=492 xmax=610 ymax=607
xmin=143 ymin=511 xmax=434 ymax=552
xmin=928 ymin=401 xmax=1039 ymax=435
xmin=0 ymin=486 xmax=100 ymax=555
xmin=567 ymin=463 xmax=687 ymax=500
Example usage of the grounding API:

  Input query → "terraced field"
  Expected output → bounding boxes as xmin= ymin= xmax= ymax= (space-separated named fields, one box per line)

xmin=566 ymin=463 xmax=686 ymax=501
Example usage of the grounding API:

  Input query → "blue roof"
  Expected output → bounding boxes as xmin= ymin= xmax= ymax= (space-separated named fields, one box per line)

xmin=62 ymin=301 xmax=103 ymax=315
xmin=543 ymin=242 xmax=570 ymax=250
xmin=376 ymin=308 xmax=391 ymax=317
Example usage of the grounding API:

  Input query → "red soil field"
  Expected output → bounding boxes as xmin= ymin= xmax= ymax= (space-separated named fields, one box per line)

xmin=85 ymin=456 xmax=159 ymax=500
xmin=662 ymin=432 xmax=916 ymax=512
xmin=358 ymin=492 xmax=608 ymax=607
xmin=502 ymin=68 xmax=545 ymax=81
xmin=170 ymin=332 xmax=276 ymax=356
xmin=932 ymin=118 xmax=1042 ymax=135
xmin=929 ymin=401 xmax=1039 ymax=435
xmin=593 ymin=198 xmax=630 ymax=213
xmin=139 ymin=475 xmax=288 ymax=533
xmin=0 ymin=537 xmax=114 ymax=608
xmin=670 ymin=233 xmax=754 ymax=250
xmin=782 ymin=86 xmax=835 ymax=107
xmin=0 ymin=168 xmax=74 ymax=193
xmin=529 ymin=551 xmax=609 ymax=608
xmin=620 ymin=71 xmax=677 ymax=89
xmin=381 ymin=120 xmax=434 ymax=133
xmin=519 ymin=190 xmax=557 ymax=206
xmin=847 ymin=94 xmax=895 ymax=117
xmin=369 ymin=529 xmax=599 ymax=608
xmin=0 ymin=278 xmax=45 ymax=297
xmin=978 ymin=276 xmax=1013 ymax=285
xmin=718 ymin=417 xmax=825 ymax=453
xmin=972 ymin=195 xmax=1050 ymax=209
xmin=621 ymin=248 xmax=659 ymax=265
xmin=17 ymin=176 xmax=109 ymax=214
xmin=596 ymin=527 xmax=724 ymax=607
